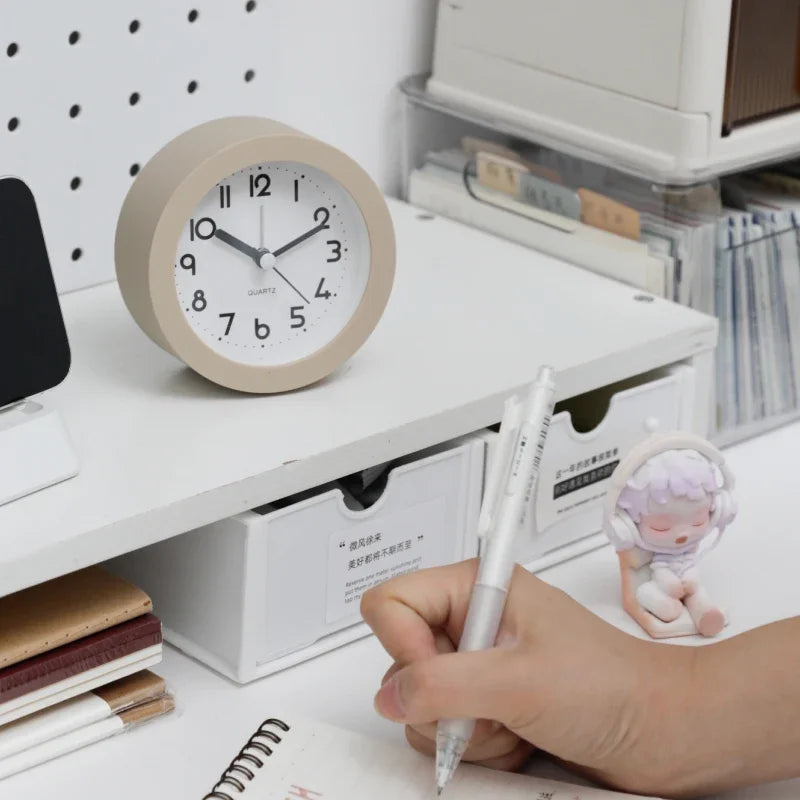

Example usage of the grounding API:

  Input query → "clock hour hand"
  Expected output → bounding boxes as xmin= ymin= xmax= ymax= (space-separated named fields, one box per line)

xmin=272 ymin=222 xmax=327 ymax=258
xmin=214 ymin=228 xmax=274 ymax=269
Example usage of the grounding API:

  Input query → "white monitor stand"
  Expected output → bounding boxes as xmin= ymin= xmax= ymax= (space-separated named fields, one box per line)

xmin=0 ymin=400 xmax=79 ymax=507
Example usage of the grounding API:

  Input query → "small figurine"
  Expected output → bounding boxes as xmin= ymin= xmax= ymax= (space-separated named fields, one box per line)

xmin=602 ymin=433 xmax=736 ymax=639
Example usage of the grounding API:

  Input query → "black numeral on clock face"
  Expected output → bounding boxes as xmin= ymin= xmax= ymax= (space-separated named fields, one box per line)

xmin=219 ymin=185 xmax=231 ymax=208
xmin=192 ymin=290 xmax=207 ymax=312
xmin=290 ymin=306 xmax=306 ymax=328
xmin=314 ymin=207 xmax=330 ymax=229
xmin=293 ymin=179 xmax=299 ymax=202
xmin=254 ymin=318 xmax=270 ymax=339
xmin=179 ymin=253 xmax=196 ymax=275
xmin=219 ymin=312 xmax=235 ymax=335
xmin=315 ymin=278 xmax=331 ymax=299
xmin=326 ymin=240 xmax=342 ymax=262
xmin=190 ymin=217 xmax=217 ymax=241
xmin=249 ymin=174 xmax=271 ymax=197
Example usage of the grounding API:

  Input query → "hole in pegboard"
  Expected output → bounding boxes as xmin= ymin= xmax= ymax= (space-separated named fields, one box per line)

xmin=69 ymin=104 xmax=81 ymax=119
xmin=71 ymin=248 xmax=83 ymax=261
xmin=129 ymin=92 xmax=140 ymax=106
xmin=244 ymin=69 xmax=255 ymax=82
xmin=187 ymin=80 xmax=198 ymax=94
xmin=188 ymin=9 xmax=199 ymax=22
xmin=7 ymin=117 xmax=19 ymax=132
xmin=129 ymin=20 xmax=140 ymax=34
xmin=70 ymin=177 xmax=81 ymax=191
xmin=6 ymin=42 xmax=18 ymax=57
xmin=129 ymin=163 xmax=140 ymax=177
xmin=245 ymin=1 xmax=257 ymax=11
xmin=68 ymin=31 xmax=80 ymax=45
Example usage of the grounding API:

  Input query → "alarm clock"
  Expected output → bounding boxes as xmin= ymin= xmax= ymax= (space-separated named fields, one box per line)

xmin=115 ymin=117 xmax=395 ymax=393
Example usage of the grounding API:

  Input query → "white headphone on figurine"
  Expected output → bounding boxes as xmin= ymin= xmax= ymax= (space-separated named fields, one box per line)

xmin=602 ymin=433 xmax=737 ymax=553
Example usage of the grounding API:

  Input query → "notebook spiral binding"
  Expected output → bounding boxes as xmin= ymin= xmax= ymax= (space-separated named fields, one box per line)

xmin=202 ymin=718 xmax=291 ymax=800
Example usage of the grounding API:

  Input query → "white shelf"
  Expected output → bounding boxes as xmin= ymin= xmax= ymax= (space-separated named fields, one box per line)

xmin=0 ymin=199 xmax=715 ymax=598
xmin=3 ymin=418 xmax=799 ymax=799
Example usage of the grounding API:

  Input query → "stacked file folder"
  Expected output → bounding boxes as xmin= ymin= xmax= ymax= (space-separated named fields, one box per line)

xmin=0 ymin=567 xmax=173 ymax=778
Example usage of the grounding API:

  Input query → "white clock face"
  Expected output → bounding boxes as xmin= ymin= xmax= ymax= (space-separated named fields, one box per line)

xmin=174 ymin=161 xmax=371 ymax=366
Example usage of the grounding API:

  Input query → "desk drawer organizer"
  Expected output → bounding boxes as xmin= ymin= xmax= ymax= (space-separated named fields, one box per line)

xmin=401 ymin=73 xmax=800 ymax=447
xmin=109 ymin=436 xmax=484 ymax=683
xmin=495 ymin=365 xmax=697 ymax=571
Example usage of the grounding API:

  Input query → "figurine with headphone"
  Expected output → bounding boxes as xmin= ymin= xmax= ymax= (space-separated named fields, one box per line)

xmin=603 ymin=432 xmax=736 ymax=639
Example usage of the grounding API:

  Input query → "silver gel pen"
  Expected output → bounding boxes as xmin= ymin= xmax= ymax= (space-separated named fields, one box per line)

xmin=435 ymin=365 xmax=556 ymax=795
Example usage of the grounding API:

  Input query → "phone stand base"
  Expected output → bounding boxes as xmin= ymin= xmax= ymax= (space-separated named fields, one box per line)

xmin=0 ymin=400 xmax=79 ymax=507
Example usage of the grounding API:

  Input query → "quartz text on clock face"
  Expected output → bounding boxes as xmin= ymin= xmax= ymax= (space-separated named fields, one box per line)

xmin=174 ymin=161 xmax=371 ymax=366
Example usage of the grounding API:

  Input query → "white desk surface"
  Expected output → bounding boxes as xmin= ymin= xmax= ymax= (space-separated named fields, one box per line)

xmin=4 ymin=418 xmax=799 ymax=799
xmin=0 ymin=199 xmax=714 ymax=599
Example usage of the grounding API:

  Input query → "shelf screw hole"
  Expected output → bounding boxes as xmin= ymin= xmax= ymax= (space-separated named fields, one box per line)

xmin=187 ymin=80 xmax=198 ymax=94
xmin=129 ymin=163 xmax=140 ymax=177
xmin=129 ymin=91 xmax=140 ymax=106
xmin=188 ymin=9 xmax=199 ymax=22
xmin=129 ymin=20 xmax=140 ymax=33
xmin=246 ymin=0 xmax=257 ymax=11
xmin=68 ymin=31 xmax=80 ymax=45
xmin=69 ymin=104 xmax=81 ymax=119
xmin=70 ymin=177 xmax=81 ymax=191
xmin=244 ymin=69 xmax=255 ymax=82
xmin=7 ymin=117 xmax=19 ymax=132
xmin=71 ymin=248 xmax=83 ymax=261
xmin=6 ymin=42 xmax=18 ymax=57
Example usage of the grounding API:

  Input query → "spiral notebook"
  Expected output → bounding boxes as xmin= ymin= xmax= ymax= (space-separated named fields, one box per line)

xmin=202 ymin=716 xmax=661 ymax=799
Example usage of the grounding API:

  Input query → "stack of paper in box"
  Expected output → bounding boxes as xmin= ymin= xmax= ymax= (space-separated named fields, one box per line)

xmin=0 ymin=567 xmax=174 ymax=778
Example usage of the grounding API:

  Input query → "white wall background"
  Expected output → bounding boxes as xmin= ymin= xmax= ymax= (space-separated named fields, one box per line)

xmin=0 ymin=1 xmax=436 ymax=294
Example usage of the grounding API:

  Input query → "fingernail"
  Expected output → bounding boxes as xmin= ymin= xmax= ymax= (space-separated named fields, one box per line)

xmin=374 ymin=674 xmax=407 ymax=721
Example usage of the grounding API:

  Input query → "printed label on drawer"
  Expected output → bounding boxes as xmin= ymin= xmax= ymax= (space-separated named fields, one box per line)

xmin=535 ymin=444 xmax=622 ymax=532
xmin=326 ymin=497 xmax=447 ymax=624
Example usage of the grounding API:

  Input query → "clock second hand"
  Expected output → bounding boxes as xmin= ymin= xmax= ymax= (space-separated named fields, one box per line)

xmin=273 ymin=267 xmax=310 ymax=304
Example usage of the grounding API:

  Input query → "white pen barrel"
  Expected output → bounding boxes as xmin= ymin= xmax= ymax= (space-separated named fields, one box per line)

xmin=435 ymin=585 xmax=508 ymax=763
xmin=458 ymin=584 xmax=508 ymax=652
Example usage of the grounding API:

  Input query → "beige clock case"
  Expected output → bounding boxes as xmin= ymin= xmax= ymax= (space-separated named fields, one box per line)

xmin=115 ymin=117 xmax=395 ymax=393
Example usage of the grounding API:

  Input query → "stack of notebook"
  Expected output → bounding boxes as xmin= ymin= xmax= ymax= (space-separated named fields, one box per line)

xmin=0 ymin=567 xmax=174 ymax=778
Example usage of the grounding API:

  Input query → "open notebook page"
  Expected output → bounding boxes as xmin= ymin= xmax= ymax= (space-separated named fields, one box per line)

xmin=218 ymin=716 xmax=661 ymax=800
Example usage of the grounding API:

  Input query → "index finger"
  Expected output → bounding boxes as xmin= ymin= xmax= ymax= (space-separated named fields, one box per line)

xmin=360 ymin=559 xmax=479 ymax=666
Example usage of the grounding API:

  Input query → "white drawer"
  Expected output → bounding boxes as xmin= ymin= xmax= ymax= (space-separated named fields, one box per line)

xmin=109 ymin=436 xmax=484 ymax=683
xmin=481 ymin=365 xmax=696 ymax=569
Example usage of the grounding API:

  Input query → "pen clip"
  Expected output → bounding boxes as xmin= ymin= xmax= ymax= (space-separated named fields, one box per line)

xmin=477 ymin=395 xmax=522 ymax=546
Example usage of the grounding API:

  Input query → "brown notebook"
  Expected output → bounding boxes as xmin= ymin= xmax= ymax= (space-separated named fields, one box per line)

xmin=0 ymin=614 xmax=162 ymax=703
xmin=93 ymin=668 xmax=167 ymax=713
xmin=0 ymin=567 xmax=152 ymax=669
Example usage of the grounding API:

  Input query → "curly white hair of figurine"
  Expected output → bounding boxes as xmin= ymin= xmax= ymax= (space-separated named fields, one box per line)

xmin=617 ymin=448 xmax=725 ymax=636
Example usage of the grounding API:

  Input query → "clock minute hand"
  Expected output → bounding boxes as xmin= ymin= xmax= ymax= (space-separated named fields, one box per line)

xmin=272 ymin=222 xmax=327 ymax=258
xmin=214 ymin=228 xmax=275 ymax=269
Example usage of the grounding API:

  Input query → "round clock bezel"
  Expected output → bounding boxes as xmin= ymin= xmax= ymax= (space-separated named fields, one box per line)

xmin=116 ymin=118 xmax=395 ymax=393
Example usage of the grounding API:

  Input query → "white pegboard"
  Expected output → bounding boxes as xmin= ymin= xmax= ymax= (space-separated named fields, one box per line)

xmin=0 ymin=1 xmax=435 ymax=294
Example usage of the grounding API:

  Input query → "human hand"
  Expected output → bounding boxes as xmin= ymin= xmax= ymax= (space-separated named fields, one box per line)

xmin=360 ymin=560 xmax=694 ymax=795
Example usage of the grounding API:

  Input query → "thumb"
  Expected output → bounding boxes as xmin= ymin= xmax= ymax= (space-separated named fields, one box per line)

xmin=374 ymin=648 xmax=527 ymax=728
